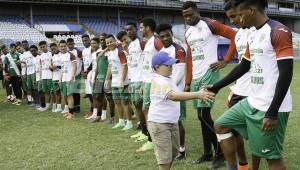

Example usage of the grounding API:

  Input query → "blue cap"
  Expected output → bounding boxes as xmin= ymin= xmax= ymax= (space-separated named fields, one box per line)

xmin=151 ymin=52 xmax=178 ymax=68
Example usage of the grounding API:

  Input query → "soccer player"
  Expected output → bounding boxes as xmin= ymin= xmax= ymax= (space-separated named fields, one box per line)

xmin=59 ymin=40 xmax=77 ymax=120
xmin=67 ymin=38 xmax=82 ymax=113
xmin=209 ymin=1 xmax=293 ymax=170
xmin=28 ymin=45 xmax=41 ymax=108
xmin=50 ymin=43 xmax=63 ymax=113
xmin=87 ymin=37 xmax=103 ymax=120
xmin=104 ymin=34 xmax=132 ymax=130
xmin=39 ymin=41 xmax=53 ymax=111
xmin=148 ymin=51 xmax=215 ymax=170
xmin=22 ymin=40 xmax=30 ymax=52
xmin=16 ymin=43 xmax=33 ymax=104
xmin=182 ymin=1 xmax=236 ymax=168
xmin=137 ymin=17 xmax=163 ymax=152
xmin=81 ymin=34 xmax=94 ymax=118
xmin=3 ymin=43 xmax=22 ymax=105
xmin=0 ymin=45 xmax=12 ymax=99
xmin=155 ymin=23 xmax=188 ymax=160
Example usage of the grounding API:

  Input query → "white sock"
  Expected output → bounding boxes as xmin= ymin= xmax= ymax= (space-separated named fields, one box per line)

xmin=92 ymin=108 xmax=97 ymax=116
xmin=52 ymin=103 xmax=57 ymax=109
xmin=46 ymin=103 xmax=50 ymax=108
xmin=127 ymin=120 xmax=132 ymax=125
xmin=101 ymin=110 xmax=107 ymax=120
xmin=27 ymin=95 xmax=31 ymax=101
xmin=57 ymin=104 xmax=62 ymax=110
xmin=119 ymin=119 xmax=125 ymax=125
xmin=64 ymin=105 xmax=69 ymax=111
xmin=179 ymin=147 xmax=185 ymax=152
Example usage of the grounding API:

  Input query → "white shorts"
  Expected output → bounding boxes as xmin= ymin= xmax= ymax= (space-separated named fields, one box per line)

xmin=85 ymin=72 xmax=93 ymax=94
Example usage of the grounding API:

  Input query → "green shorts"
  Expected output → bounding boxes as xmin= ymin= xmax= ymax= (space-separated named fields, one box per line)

xmin=27 ymin=73 xmax=36 ymax=90
xmin=111 ymin=86 xmax=130 ymax=102
xmin=216 ymin=98 xmax=289 ymax=159
xmin=61 ymin=81 xmax=74 ymax=96
xmin=73 ymin=75 xmax=81 ymax=94
xmin=21 ymin=76 xmax=27 ymax=91
xmin=179 ymin=101 xmax=187 ymax=121
xmin=130 ymin=82 xmax=142 ymax=104
xmin=51 ymin=80 xmax=61 ymax=92
xmin=191 ymin=69 xmax=219 ymax=108
xmin=41 ymin=79 xmax=52 ymax=93
xmin=142 ymin=82 xmax=151 ymax=110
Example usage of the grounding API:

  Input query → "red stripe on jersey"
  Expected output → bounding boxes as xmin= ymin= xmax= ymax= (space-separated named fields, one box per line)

xmin=118 ymin=49 xmax=127 ymax=65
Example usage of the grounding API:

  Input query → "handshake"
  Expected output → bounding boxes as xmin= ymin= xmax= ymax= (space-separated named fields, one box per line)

xmin=196 ymin=85 xmax=217 ymax=104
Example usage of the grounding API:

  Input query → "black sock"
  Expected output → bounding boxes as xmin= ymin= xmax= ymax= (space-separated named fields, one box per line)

xmin=41 ymin=102 xmax=46 ymax=108
xmin=90 ymin=107 xmax=93 ymax=112
xmin=97 ymin=110 xmax=102 ymax=117
xmin=69 ymin=108 xmax=74 ymax=114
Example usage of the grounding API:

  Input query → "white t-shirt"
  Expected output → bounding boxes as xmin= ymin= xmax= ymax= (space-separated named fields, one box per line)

xmin=160 ymin=43 xmax=186 ymax=91
xmin=148 ymin=73 xmax=180 ymax=123
xmin=127 ymin=38 xmax=143 ymax=82
xmin=244 ymin=19 xmax=293 ymax=112
xmin=141 ymin=36 xmax=162 ymax=83
xmin=230 ymin=28 xmax=253 ymax=97
xmin=69 ymin=48 xmax=82 ymax=76
xmin=107 ymin=48 xmax=129 ymax=87
xmin=82 ymin=46 xmax=93 ymax=72
xmin=19 ymin=51 xmax=31 ymax=76
xmin=34 ymin=55 xmax=41 ymax=81
xmin=40 ymin=51 xmax=53 ymax=79
xmin=25 ymin=53 xmax=35 ymax=75
xmin=60 ymin=52 xmax=76 ymax=82
xmin=185 ymin=18 xmax=219 ymax=79
xmin=52 ymin=53 xmax=62 ymax=81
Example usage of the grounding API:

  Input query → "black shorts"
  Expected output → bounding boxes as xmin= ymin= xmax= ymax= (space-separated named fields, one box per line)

xmin=228 ymin=94 xmax=246 ymax=108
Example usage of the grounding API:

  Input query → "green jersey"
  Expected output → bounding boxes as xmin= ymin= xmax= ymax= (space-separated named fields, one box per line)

xmin=4 ymin=53 xmax=20 ymax=76
xmin=96 ymin=55 xmax=108 ymax=81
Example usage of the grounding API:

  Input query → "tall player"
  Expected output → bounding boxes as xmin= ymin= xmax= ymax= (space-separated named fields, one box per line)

xmin=182 ymin=1 xmax=236 ymax=168
xmin=209 ymin=1 xmax=293 ymax=170
xmin=39 ymin=41 xmax=53 ymax=111
xmin=136 ymin=17 xmax=163 ymax=152
xmin=59 ymin=40 xmax=77 ymax=120
xmin=67 ymin=38 xmax=82 ymax=113
xmin=81 ymin=34 xmax=94 ymax=118
xmin=155 ymin=23 xmax=188 ymax=160
xmin=50 ymin=43 xmax=63 ymax=113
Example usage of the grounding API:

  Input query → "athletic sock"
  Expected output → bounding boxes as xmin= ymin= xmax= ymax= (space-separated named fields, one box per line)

xmin=101 ymin=110 xmax=107 ymax=120
xmin=119 ymin=119 xmax=125 ymax=126
xmin=90 ymin=107 xmax=93 ymax=112
xmin=179 ymin=147 xmax=185 ymax=152
xmin=46 ymin=103 xmax=50 ymax=108
xmin=57 ymin=104 xmax=62 ymax=110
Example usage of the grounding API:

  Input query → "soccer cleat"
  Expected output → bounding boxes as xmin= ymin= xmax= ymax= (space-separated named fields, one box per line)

xmin=238 ymin=164 xmax=250 ymax=170
xmin=90 ymin=116 xmax=101 ymax=123
xmin=207 ymin=154 xmax=225 ymax=170
xmin=136 ymin=141 xmax=154 ymax=152
xmin=175 ymin=151 xmax=186 ymax=160
xmin=112 ymin=122 xmax=125 ymax=129
xmin=38 ymin=107 xmax=48 ymax=112
xmin=65 ymin=113 xmax=74 ymax=120
xmin=54 ymin=108 xmax=63 ymax=113
xmin=61 ymin=108 xmax=69 ymax=114
xmin=86 ymin=113 xmax=97 ymax=120
xmin=104 ymin=117 xmax=115 ymax=124
xmin=191 ymin=154 xmax=213 ymax=164
xmin=84 ymin=112 xmax=92 ymax=118
xmin=134 ymin=133 xmax=148 ymax=142
xmin=130 ymin=131 xmax=142 ymax=138
xmin=122 ymin=123 xmax=133 ymax=131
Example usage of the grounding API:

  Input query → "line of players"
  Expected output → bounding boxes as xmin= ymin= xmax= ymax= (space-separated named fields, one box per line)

xmin=0 ymin=0 xmax=293 ymax=170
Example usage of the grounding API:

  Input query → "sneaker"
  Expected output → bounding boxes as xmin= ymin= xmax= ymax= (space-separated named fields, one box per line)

xmin=136 ymin=141 xmax=154 ymax=152
xmin=237 ymin=164 xmax=249 ymax=170
xmin=65 ymin=113 xmax=74 ymax=120
xmin=63 ymin=112 xmax=70 ymax=117
xmin=38 ymin=107 xmax=48 ymax=112
xmin=61 ymin=109 xmax=69 ymax=114
xmin=208 ymin=154 xmax=225 ymax=170
xmin=104 ymin=117 xmax=115 ymax=124
xmin=175 ymin=151 xmax=186 ymax=160
xmin=191 ymin=154 xmax=213 ymax=164
xmin=134 ymin=133 xmax=148 ymax=142
xmin=54 ymin=108 xmax=63 ymax=113
xmin=86 ymin=113 xmax=97 ymax=120
xmin=112 ymin=122 xmax=125 ymax=129
xmin=122 ymin=123 xmax=133 ymax=131
xmin=130 ymin=131 xmax=142 ymax=138
xmin=90 ymin=116 xmax=101 ymax=123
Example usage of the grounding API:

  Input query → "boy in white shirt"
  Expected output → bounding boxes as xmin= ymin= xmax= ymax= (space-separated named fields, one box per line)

xmin=148 ymin=51 xmax=215 ymax=170
xmin=50 ymin=43 xmax=62 ymax=112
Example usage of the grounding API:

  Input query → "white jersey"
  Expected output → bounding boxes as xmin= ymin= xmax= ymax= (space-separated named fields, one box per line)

xmin=160 ymin=43 xmax=186 ymax=91
xmin=107 ymin=48 xmax=129 ymax=87
xmin=230 ymin=28 xmax=252 ymax=97
xmin=19 ymin=51 xmax=31 ymax=76
xmin=148 ymin=73 xmax=180 ymax=123
xmin=82 ymin=46 xmax=93 ymax=72
xmin=69 ymin=48 xmax=82 ymax=76
xmin=141 ymin=36 xmax=162 ymax=83
xmin=40 ymin=51 xmax=53 ymax=79
xmin=245 ymin=19 xmax=293 ymax=112
xmin=34 ymin=55 xmax=41 ymax=81
xmin=52 ymin=53 xmax=62 ymax=81
xmin=60 ymin=52 xmax=76 ymax=82
xmin=25 ymin=53 xmax=35 ymax=75
xmin=127 ymin=38 xmax=143 ymax=82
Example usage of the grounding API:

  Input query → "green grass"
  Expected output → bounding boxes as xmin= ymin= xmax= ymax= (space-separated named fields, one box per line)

xmin=1 ymin=62 xmax=300 ymax=170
